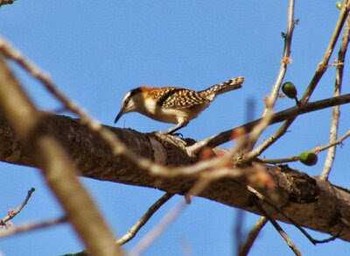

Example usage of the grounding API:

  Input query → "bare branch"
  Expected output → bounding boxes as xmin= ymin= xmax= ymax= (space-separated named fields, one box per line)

xmin=0 ymin=57 xmax=122 ymax=256
xmin=239 ymin=217 xmax=268 ymax=256
xmin=263 ymin=0 xmax=296 ymax=115
xmin=247 ymin=186 xmax=302 ymax=255
xmin=0 ymin=188 xmax=35 ymax=227
xmin=260 ymin=129 xmax=350 ymax=165
xmin=0 ymin=112 xmax=350 ymax=241
xmin=321 ymin=17 xmax=350 ymax=180
xmin=0 ymin=216 xmax=67 ymax=239
xmin=117 ymin=193 xmax=174 ymax=245
xmin=301 ymin=1 xmax=350 ymax=103
xmin=241 ymin=2 xmax=350 ymax=160
xmin=198 ymin=93 xmax=350 ymax=149
xmin=130 ymin=199 xmax=187 ymax=256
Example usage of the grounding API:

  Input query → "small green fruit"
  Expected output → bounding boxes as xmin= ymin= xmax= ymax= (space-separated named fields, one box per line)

xmin=282 ymin=81 xmax=298 ymax=99
xmin=336 ymin=2 xmax=343 ymax=10
xmin=299 ymin=151 xmax=318 ymax=166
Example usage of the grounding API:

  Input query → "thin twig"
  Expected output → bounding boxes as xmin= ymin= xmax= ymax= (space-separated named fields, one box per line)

xmin=0 ymin=216 xmax=67 ymax=239
xmin=321 ymin=17 xmax=350 ymax=180
xmin=238 ymin=2 xmax=350 ymax=161
xmin=301 ymin=1 xmax=350 ymax=103
xmin=239 ymin=217 xmax=268 ymax=256
xmin=0 ymin=56 xmax=121 ymax=255
xmin=130 ymin=199 xmax=187 ymax=256
xmin=263 ymin=0 xmax=296 ymax=115
xmin=260 ymin=129 xmax=350 ymax=164
xmin=246 ymin=185 xmax=339 ymax=245
xmin=190 ymin=93 xmax=350 ymax=151
xmin=249 ymin=188 xmax=302 ymax=255
xmin=192 ymin=1 xmax=350 ymax=152
xmin=244 ymin=98 xmax=274 ymax=152
xmin=117 ymin=193 xmax=174 ymax=245
xmin=0 ymin=188 xmax=35 ymax=227
xmin=256 ymin=202 xmax=301 ymax=256
xmin=234 ymin=210 xmax=245 ymax=256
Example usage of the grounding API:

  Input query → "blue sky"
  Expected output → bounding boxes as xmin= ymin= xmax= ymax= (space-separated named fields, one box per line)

xmin=1 ymin=1 xmax=350 ymax=255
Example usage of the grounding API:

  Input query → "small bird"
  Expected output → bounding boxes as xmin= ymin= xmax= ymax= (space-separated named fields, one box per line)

xmin=114 ymin=76 xmax=244 ymax=134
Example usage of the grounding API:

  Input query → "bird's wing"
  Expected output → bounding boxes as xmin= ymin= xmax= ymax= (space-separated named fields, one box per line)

xmin=157 ymin=88 xmax=209 ymax=109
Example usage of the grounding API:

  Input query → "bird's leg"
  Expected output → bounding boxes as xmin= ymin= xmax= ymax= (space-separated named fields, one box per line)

xmin=163 ymin=121 xmax=189 ymax=135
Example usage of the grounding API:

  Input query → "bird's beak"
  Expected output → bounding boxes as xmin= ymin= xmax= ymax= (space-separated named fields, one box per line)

xmin=114 ymin=109 xmax=124 ymax=124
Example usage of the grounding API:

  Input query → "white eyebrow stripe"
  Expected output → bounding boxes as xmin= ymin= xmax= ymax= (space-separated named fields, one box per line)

xmin=122 ymin=91 xmax=132 ymax=102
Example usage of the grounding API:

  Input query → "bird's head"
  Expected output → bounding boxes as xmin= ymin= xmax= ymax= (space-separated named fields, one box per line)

xmin=114 ymin=87 xmax=143 ymax=123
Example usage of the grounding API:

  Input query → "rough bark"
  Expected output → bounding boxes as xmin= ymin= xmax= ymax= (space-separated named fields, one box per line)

xmin=1 ymin=113 xmax=349 ymax=242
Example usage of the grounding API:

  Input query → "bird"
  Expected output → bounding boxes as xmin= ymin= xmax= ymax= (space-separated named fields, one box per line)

xmin=114 ymin=76 xmax=244 ymax=134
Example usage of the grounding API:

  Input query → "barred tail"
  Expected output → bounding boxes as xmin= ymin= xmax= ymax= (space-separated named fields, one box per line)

xmin=199 ymin=76 xmax=244 ymax=100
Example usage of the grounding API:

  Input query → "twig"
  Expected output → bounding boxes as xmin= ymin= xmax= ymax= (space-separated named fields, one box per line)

xmin=239 ymin=217 xmax=268 ymax=256
xmin=246 ymin=185 xmax=339 ymax=245
xmin=244 ymin=97 xmax=274 ymax=152
xmin=301 ymin=0 xmax=350 ymax=103
xmin=321 ymin=17 xmax=350 ymax=180
xmin=0 ymin=187 xmax=35 ymax=227
xmin=0 ymin=55 xmax=121 ymax=255
xmin=263 ymin=0 xmax=296 ymax=115
xmin=238 ymin=2 xmax=350 ymax=161
xmin=260 ymin=129 xmax=350 ymax=164
xmin=191 ymin=93 xmax=350 ymax=150
xmin=193 ymin=1 xmax=350 ymax=152
xmin=70 ymin=193 xmax=174 ymax=256
xmin=256 ymin=201 xmax=301 ymax=256
xmin=117 ymin=193 xmax=174 ymax=245
xmin=129 ymin=163 xmax=244 ymax=256
xmin=234 ymin=210 xmax=245 ymax=256
xmin=249 ymin=187 xmax=302 ymax=255
xmin=130 ymin=199 xmax=187 ymax=256
xmin=316 ymin=129 xmax=350 ymax=152
xmin=0 ymin=216 xmax=67 ymax=239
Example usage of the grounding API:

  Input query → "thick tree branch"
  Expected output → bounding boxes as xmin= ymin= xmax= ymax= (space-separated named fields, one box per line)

xmin=0 ymin=112 xmax=350 ymax=242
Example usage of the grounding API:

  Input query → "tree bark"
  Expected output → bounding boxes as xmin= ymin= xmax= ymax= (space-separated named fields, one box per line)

xmin=1 ymin=113 xmax=349 ymax=242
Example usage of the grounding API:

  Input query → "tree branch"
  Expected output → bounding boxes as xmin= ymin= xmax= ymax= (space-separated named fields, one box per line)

xmin=0 ymin=112 xmax=350 ymax=241
xmin=199 ymin=93 xmax=350 ymax=149
xmin=0 ymin=188 xmax=35 ymax=227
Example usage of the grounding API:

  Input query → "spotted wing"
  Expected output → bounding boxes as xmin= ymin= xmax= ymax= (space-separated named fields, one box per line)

xmin=156 ymin=88 xmax=209 ymax=109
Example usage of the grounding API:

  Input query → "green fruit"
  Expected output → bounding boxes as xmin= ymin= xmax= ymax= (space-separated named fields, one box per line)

xmin=282 ymin=81 xmax=298 ymax=99
xmin=336 ymin=2 xmax=343 ymax=10
xmin=299 ymin=151 xmax=318 ymax=166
